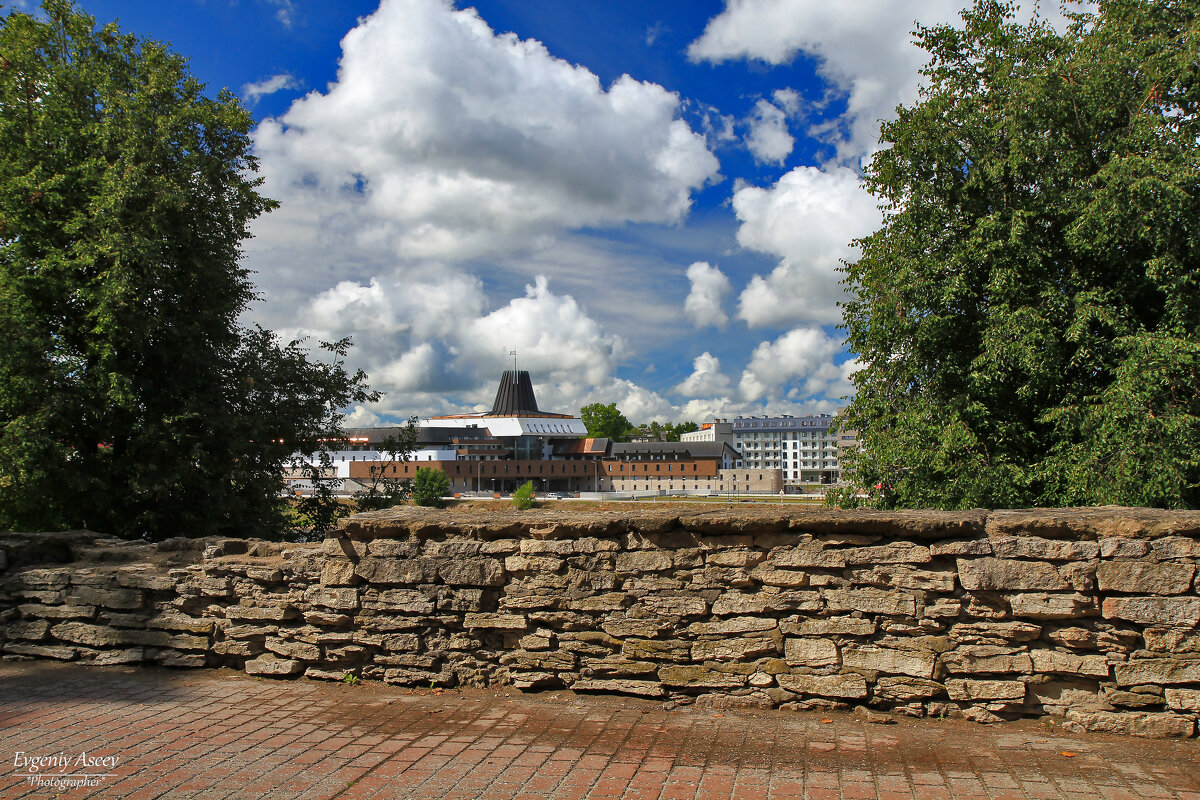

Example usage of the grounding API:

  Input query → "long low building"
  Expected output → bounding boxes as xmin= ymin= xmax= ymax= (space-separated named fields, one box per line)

xmin=329 ymin=370 xmax=784 ymax=495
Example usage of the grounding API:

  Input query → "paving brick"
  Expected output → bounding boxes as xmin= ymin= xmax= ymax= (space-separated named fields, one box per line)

xmin=1 ymin=661 xmax=1198 ymax=799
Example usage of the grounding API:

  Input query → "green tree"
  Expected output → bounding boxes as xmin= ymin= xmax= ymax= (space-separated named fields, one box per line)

xmin=840 ymin=0 xmax=1200 ymax=509
xmin=580 ymin=402 xmax=633 ymax=441
xmin=411 ymin=468 xmax=449 ymax=508
xmin=352 ymin=419 xmax=419 ymax=512
xmin=0 ymin=2 xmax=376 ymax=538
xmin=512 ymin=480 xmax=536 ymax=510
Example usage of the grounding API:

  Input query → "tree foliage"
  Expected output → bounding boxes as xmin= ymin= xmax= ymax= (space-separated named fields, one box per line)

xmin=512 ymin=480 xmax=536 ymax=510
xmin=0 ymin=2 xmax=376 ymax=538
xmin=840 ymin=0 xmax=1200 ymax=509
xmin=351 ymin=419 xmax=418 ymax=512
xmin=411 ymin=468 xmax=449 ymax=508
xmin=580 ymin=402 xmax=633 ymax=441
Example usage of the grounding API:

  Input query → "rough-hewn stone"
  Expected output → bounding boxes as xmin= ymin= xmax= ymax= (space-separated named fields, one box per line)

xmin=4 ymin=509 xmax=1200 ymax=739
xmin=958 ymin=559 xmax=1068 ymax=591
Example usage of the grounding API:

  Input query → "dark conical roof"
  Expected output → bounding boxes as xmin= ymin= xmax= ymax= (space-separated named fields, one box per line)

xmin=489 ymin=370 xmax=542 ymax=416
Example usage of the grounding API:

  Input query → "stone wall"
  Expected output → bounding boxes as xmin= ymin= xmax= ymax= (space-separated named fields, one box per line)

xmin=2 ymin=506 xmax=1199 ymax=738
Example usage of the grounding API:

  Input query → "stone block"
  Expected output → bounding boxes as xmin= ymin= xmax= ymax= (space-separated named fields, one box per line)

xmin=85 ymin=648 xmax=145 ymax=665
xmin=1104 ymin=688 xmax=1164 ymax=709
xmin=750 ymin=567 xmax=810 ymax=588
xmin=5 ymin=620 xmax=50 ymax=641
xmin=991 ymin=537 xmax=1100 ymax=561
xmin=1096 ymin=562 xmax=1195 ymax=595
xmin=438 ymin=558 xmax=505 ymax=587
xmin=1143 ymin=628 xmax=1200 ymax=653
xmin=225 ymin=605 xmax=296 ymax=622
xmin=824 ymin=588 xmax=916 ymax=616
xmin=572 ymin=679 xmax=664 ymax=697
xmin=519 ymin=539 xmax=577 ymax=555
xmin=616 ymin=551 xmax=674 ymax=572
xmin=361 ymin=589 xmax=436 ymax=614
xmin=265 ymin=638 xmax=321 ymax=661
xmin=1029 ymin=649 xmax=1110 ymax=677
xmin=65 ymin=587 xmax=144 ymax=610
xmin=502 ymin=650 xmax=575 ymax=671
xmin=946 ymin=679 xmax=1026 ymax=701
xmin=1063 ymin=708 xmax=1195 ymax=739
xmin=354 ymin=558 xmax=440 ymax=585
xmin=463 ymin=613 xmax=527 ymax=630
xmin=783 ymin=617 xmax=875 ymax=637
xmin=941 ymin=646 xmax=1032 ymax=675
xmin=49 ymin=622 xmax=124 ymax=647
xmin=874 ymin=676 xmax=945 ymax=700
xmin=1099 ymin=539 xmax=1151 ymax=559
xmin=1150 ymin=537 xmax=1200 ymax=560
xmin=622 ymin=638 xmax=690 ymax=662
xmin=3 ymin=643 xmax=77 ymax=660
xmin=16 ymin=604 xmax=95 ymax=620
xmin=841 ymin=543 xmax=932 ymax=565
xmin=769 ymin=548 xmax=846 ymax=569
xmin=776 ymin=672 xmax=868 ymax=699
xmin=1115 ymin=658 xmax=1200 ymax=686
xmin=693 ymin=637 xmax=778 ymax=661
xmin=688 ymin=617 xmax=777 ymax=636
xmin=146 ymin=615 xmax=215 ymax=635
xmin=783 ymin=638 xmax=839 ymax=667
xmin=1102 ymin=596 xmax=1200 ymax=627
xmin=636 ymin=595 xmax=708 ymax=617
xmin=1008 ymin=593 xmax=1096 ymax=619
xmin=930 ymin=540 xmax=992 ymax=557
xmin=657 ymin=665 xmax=745 ymax=689
xmin=1165 ymin=688 xmax=1200 ymax=712
xmin=212 ymin=640 xmax=256 ymax=657
xmin=381 ymin=633 xmax=420 ymax=651
xmin=949 ymin=622 xmax=1042 ymax=643
xmin=957 ymin=558 xmax=1068 ymax=591
xmin=244 ymin=656 xmax=303 ymax=677
xmin=304 ymin=587 xmax=360 ymax=611
xmin=706 ymin=550 xmax=765 ymax=568
xmin=841 ymin=645 xmax=936 ymax=679
xmin=152 ymin=651 xmax=206 ymax=668
xmin=581 ymin=657 xmax=658 ymax=677
xmin=858 ymin=567 xmax=956 ymax=592
xmin=603 ymin=618 xmax=670 ymax=638
xmin=426 ymin=540 xmax=484 ymax=558
xmin=320 ymin=560 xmax=359 ymax=587
xmin=504 ymin=555 xmax=564 ymax=573
xmin=115 ymin=572 xmax=177 ymax=591
xmin=567 ymin=593 xmax=629 ymax=612
xmin=363 ymin=539 xmax=419 ymax=558
xmin=1027 ymin=679 xmax=1102 ymax=710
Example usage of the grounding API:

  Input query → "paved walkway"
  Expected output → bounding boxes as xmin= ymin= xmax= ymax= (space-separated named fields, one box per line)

xmin=0 ymin=662 xmax=1197 ymax=800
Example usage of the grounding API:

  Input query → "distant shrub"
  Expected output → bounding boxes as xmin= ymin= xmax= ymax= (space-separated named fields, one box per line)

xmin=412 ymin=468 xmax=449 ymax=508
xmin=513 ymin=481 xmax=537 ymax=510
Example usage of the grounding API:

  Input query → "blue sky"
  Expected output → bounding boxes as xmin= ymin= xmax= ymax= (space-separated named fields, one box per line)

xmin=35 ymin=0 xmax=1077 ymax=424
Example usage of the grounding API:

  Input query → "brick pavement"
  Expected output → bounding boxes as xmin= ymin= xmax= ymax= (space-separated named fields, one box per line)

xmin=0 ymin=661 xmax=1197 ymax=800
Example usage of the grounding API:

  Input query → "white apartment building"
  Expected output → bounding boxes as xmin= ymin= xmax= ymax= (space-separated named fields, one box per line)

xmin=730 ymin=414 xmax=844 ymax=487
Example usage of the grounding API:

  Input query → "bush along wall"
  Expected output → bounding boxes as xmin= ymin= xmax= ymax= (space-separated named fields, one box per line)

xmin=1 ymin=507 xmax=1199 ymax=738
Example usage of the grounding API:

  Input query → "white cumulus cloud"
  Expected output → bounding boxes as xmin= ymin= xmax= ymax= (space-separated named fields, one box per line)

xmin=683 ymin=261 xmax=733 ymax=329
xmin=251 ymin=0 xmax=719 ymax=264
xmin=745 ymin=98 xmax=794 ymax=165
xmin=689 ymin=0 xmax=1087 ymax=166
xmin=734 ymin=166 xmax=881 ymax=328
xmin=242 ymin=73 xmax=301 ymax=105
xmin=462 ymin=276 xmax=626 ymax=389
xmin=673 ymin=352 xmax=733 ymax=397
xmin=738 ymin=327 xmax=845 ymax=402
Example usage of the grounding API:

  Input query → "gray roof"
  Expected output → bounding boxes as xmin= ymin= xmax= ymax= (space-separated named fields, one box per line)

xmin=610 ymin=442 xmax=739 ymax=460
